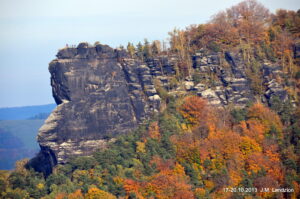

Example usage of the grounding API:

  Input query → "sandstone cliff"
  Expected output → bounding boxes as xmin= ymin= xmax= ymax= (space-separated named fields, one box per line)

xmin=30 ymin=43 xmax=161 ymax=175
xmin=31 ymin=42 xmax=291 ymax=175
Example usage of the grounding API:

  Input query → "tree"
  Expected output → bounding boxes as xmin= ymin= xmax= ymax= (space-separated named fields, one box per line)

xmin=68 ymin=189 xmax=84 ymax=199
xmin=225 ymin=0 xmax=269 ymax=43
xmin=151 ymin=40 xmax=162 ymax=55
xmin=0 ymin=171 xmax=9 ymax=197
xmin=136 ymin=141 xmax=146 ymax=154
xmin=85 ymin=187 xmax=116 ymax=199
xmin=127 ymin=42 xmax=135 ymax=58
xmin=148 ymin=121 xmax=161 ymax=140
xmin=168 ymin=28 xmax=193 ymax=77
xmin=143 ymin=39 xmax=152 ymax=59
xmin=247 ymin=103 xmax=283 ymax=136
xmin=272 ymin=9 xmax=300 ymax=38
xmin=124 ymin=159 xmax=194 ymax=199
xmin=136 ymin=42 xmax=144 ymax=60
xmin=4 ymin=188 xmax=30 ymax=199
xmin=209 ymin=12 xmax=240 ymax=49
xmin=179 ymin=96 xmax=215 ymax=129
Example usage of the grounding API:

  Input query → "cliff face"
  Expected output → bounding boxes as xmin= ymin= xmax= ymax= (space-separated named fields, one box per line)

xmin=192 ymin=51 xmax=255 ymax=107
xmin=32 ymin=43 xmax=291 ymax=175
xmin=191 ymin=50 xmax=289 ymax=107
xmin=31 ymin=43 xmax=161 ymax=175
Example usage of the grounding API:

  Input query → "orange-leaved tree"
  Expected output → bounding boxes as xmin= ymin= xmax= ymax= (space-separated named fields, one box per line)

xmin=179 ymin=96 xmax=216 ymax=131
xmin=124 ymin=157 xmax=194 ymax=199
xmin=85 ymin=187 xmax=116 ymax=199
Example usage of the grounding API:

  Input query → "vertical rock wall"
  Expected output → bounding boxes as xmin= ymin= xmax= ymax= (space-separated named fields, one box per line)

xmin=31 ymin=43 xmax=160 ymax=175
xmin=32 ymin=43 xmax=290 ymax=175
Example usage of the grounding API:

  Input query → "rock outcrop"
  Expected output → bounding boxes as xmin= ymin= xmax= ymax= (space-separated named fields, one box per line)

xmin=294 ymin=42 xmax=300 ymax=65
xmin=32 ymin=43 xmax=291 ymax=175
xmin=263 ymin=63 xmax=288 ymax=104
xmin=31 ymin=43 xmax=160 ymax=175
xmin=192 ymin=50 xmax=255 ymax=107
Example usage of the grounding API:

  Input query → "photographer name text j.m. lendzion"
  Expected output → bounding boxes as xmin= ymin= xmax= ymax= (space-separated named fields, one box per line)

xmin=260 ymin=188 xmax=294 ymax=193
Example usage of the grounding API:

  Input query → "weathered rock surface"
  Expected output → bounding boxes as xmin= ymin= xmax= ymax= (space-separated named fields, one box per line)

xmin=192 ymin=50 xmax=255 ymax=107
xmin=31 ymin=43 xmax=160 ymax=175
xmin=294 ymin=42 xmax=300 ymax=59
xmin=263 ymin=64 xmax=288 ymax=104
xmin=32 ymin=43 xmax=292 ymax=175
xmin=294 ymin=42 xmax=300 ymax=65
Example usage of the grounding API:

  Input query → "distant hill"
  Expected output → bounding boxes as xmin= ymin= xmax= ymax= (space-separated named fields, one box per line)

xmin=0 ymin=104 xmax=56 ymax=120
xmin=0 ymin=120 xmax=45 ymax=170
xmin=0 ymin=120 xmax=45 ymax=149
xmin=0 ymin=119 xmax=45 ymax=170
xmin=0 ymin=104 xmax=55 ymax=170
xmin=28 ymin=112 xmax=51 ymax=120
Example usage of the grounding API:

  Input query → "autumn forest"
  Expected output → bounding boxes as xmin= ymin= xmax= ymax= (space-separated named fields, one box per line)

xmin=1 ymin=0 xmax=300 ymax=198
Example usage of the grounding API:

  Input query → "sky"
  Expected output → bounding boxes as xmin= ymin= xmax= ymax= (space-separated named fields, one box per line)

xmin=0 ymin=0 xmax=299 ymax=108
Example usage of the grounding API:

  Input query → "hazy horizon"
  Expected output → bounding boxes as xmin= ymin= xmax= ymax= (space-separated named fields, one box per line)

xmin=0 ymin=0 xmax=299 ymax=107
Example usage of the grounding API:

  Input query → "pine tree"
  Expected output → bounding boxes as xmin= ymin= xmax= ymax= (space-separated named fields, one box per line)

xmin=126 ymin=42 xmax=135 ymax=58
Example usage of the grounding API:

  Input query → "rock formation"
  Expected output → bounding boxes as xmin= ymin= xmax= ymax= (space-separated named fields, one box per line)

xmin=192 ymin=50 xmax=255 ymax=107
xmin=30 ymin=43 xmax=161 ymax=175
xmin=31 ymin=43 xmax=290 ymax=175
